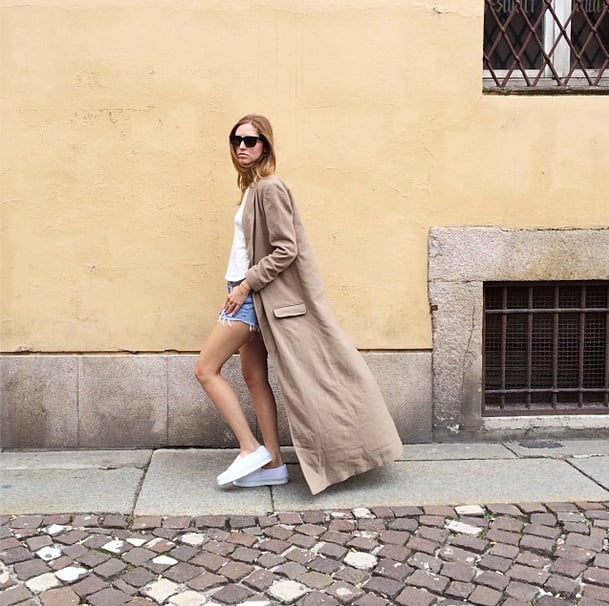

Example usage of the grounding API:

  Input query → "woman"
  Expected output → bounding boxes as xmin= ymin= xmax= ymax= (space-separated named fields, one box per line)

xmin=195 ymin=114 xmax=402 ymax=494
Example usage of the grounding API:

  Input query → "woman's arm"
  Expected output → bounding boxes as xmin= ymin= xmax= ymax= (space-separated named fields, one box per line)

xmin=245 ymin=179 xmax=298 ymax=292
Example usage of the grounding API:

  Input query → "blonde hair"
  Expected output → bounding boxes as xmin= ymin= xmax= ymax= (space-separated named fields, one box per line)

xmin=229 ymin=114 xmax=276 ymax=191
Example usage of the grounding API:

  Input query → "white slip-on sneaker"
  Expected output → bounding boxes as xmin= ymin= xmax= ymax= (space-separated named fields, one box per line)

xmin=216 ymin=446 xmax=272 ymax=486
xmin=232 ymin=464 xmax=289 ymax=487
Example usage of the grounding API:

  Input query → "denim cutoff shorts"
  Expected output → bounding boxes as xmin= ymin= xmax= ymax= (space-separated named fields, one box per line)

xmin=217 ymin=281 xmax=259 ymax=331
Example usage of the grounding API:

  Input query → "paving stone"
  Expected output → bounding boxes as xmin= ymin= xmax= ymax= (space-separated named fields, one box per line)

xmin=485 ymin=529 xmax=521 ymax=546
xmin=25 ymin=572 xmax=61 ymax=592
xmin=243 ymin=568 xmax=278 ymax=591
xmin=567 ymin=533 xmax=604 ymax=552
xmin=326 ymin=580 xmax=364 ymax=604
xmin=418 ymin=526 xmax=449 ymax=543
xmin=544 ymin=573 xmax=580 ymax=598
xmin=395 ymin=586 xmax=436 ymax=606
xmin=163 ymin=562 xmax=201 ymax=583
xmin=269 ymin=579 xmax=309 ymax=603
xmin=298 ymin=571 xmax=333 ymax=590
xmin=347 ymin=536 xmax=378 ymax=551
xmin=441 ymin=561 xmax=477 ymax=582
xmin=142 ymin=578 xmax=179 ymax=602
xmin=446 ymin=580 xmax=474 ymax=599
xmin=285 ymin=547 xmax=313 ymax=565
xmin=478 ymin=554 xmax=512 ymax=573
xmin=580 ymin=598 xmax=609 ymax=606
xmin=353 ymin=595 xmax=388 ymax=606
xmin=554 ymin=544 xmax=597 ymax=563
xmin=406 ymin=569 xmax=450 ymax=594
xmin=438 ymin=545 xmax=478 ymax=565
xmin=519 ymin=535 xmax=555 ymax=556
xmin=276 ymin=561 xmax=308 ymax=579
xmin=531 ymin=513 xmax=557 ymax=526
xmin=468 ymin=584 xmax=503 ymax=606
xmin=515 ymin=550 xmax=551 ymax=569
xmin=474 ymin=570 xmax=510 ymax=591
xmin=88 ymin=587 xmax=132 ymax=606
xmin=0 ymin=585 xmax=34 ymax=606
xmin=388 ymin=518 xmax=418 ymax=532
xmin=39 ymin=586 xmax=80 ymax=606
xmin=550 ymin=557 xmax=588 ymax=578
xmin=121 ymin=547 xmax=155 ymax=566
xmin=377 ymin=543 xmax=410 ymax=562
xmin=535 ymin=597 xmax=574 ymax=606
xmin=94 ymin=558 xmax=127 ymax=579
xmin=594 ymin=553 xmax=609 ymax=568
xmin=507 ymin=564 xmax=550 ymax=585
xmin=582 ymin=583 xmax=609 ymax=602
xmin=14 ymin=558 xmax=50 ymax=580
xmin=362 ymin=575 xmax=404 ymax=598
xmin=505 ymin=580 xmax=540 ymax=602
xmin=299 ymin=590 xmax=339 ymax=606
xmin=488 ymin=543 xmax=519 ymax=559
xmin=186 ymin=571 xmax=226 ymax=591
xmin=189 ymin=551 xmax=228 ymax=571
xmin=102 ymin=515 xmax=129 ymax=529
xmin=344 ymin=552 xmax=377 ymax=571
xmin=307 ymin=555 xmax=341 ymax=574
xmin=316 ymin=542 xmax=347 ymax=560
xmin=1 ymin=547 xmax=32 ymax=565
xmin=120 ymin=567 xmax=156 ymax=588
xmin=211 ymin=582 xmax=254 ymax=604
xmin=407 ymin=537 xmax=438 ymax=556
xmin=72 ymin=574 xmax=109 ymax=597
xmin=333 ymin=565 xmax=369 ymax=586
xmin=217 ymin=560 xmax=253 ymax=581
xmin=491 ymin=516 xmax=524 ymax=533
xmin=523 ymin=524 xmax=562 ymax=539
xmin=584 ymin=567 xmax=609 ymax=587
xmin=374 ymin=557 xmax=413 ymax=581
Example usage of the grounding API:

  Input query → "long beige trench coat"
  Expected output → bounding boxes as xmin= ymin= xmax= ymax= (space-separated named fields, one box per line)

xmin=243 ymin=176 xmax=402 ymax=494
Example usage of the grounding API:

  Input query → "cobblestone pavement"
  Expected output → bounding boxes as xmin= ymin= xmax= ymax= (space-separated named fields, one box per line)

xmin=1 ymin=502 xmax=608 ymax=606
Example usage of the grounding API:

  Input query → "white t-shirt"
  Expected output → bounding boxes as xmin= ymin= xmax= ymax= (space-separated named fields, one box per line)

xmin=225 ymin=189 xmax=250 ymax=282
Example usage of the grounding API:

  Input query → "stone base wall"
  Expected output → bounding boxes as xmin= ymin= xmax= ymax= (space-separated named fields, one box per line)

xmin=0 ymin=352 xmax=433 ymax=449
xmin=428 ymin=226 xmax=609 ymax=438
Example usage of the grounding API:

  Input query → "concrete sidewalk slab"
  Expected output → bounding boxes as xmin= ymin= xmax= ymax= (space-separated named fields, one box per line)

xmin=272 ymin=458 xmax=609 ymax=512
xmin=505 ymin=439 xmax=609 ymax=458
xmin=0 ymin=449 xmax=151 ymax=470
xmin=0 ymin=468 xmax=143 ymax=514
xmin=399 ymin=442 xmax=516 ymax=460
xmin=134 ymin=449 xmax=274 ymax=516
xmin=568 ymin=455 xmax=609 ymax=491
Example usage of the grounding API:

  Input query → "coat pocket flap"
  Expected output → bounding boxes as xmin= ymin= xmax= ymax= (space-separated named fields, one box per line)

xmin=273 ymin=303 xmax=306 ymax=318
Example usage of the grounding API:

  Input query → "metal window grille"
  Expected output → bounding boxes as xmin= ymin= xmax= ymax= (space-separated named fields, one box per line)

xmin=483 ymin=281 xmax=609 ymax=415
xmin=483 ymin=0 xmax=609 ymax=90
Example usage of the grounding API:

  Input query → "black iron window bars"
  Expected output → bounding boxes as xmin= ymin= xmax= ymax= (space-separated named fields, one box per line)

xmin=483 ymin=0 xmax=609 ymax=90
xmin=484 ymin=281 xmax=609 ymax=415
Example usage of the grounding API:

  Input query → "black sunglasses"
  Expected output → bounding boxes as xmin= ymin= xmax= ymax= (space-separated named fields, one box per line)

xmin=229 ymin=135 xmax=264 ymax=148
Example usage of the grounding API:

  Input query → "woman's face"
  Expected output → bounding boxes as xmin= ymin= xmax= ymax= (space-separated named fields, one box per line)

xmin=232 ymin=122 xmax=265 ymax=168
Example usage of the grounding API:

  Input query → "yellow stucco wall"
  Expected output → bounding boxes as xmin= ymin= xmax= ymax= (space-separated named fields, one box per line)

xmin=1 ymin=0 xmax=608 ymax=352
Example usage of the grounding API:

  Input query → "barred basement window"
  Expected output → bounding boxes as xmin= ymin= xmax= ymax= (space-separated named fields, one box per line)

xmin=483 ymin=281 xmax=609 ymax=415
xmin=483 ymin=0 xmax=609 ymax=90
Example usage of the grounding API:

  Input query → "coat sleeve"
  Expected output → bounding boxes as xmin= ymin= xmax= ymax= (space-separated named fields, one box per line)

xmin=245 ymin=179 xmax=298 ymax=292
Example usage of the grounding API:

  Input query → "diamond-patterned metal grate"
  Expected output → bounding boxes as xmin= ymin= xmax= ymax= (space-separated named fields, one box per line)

xmin=483 ymin=281 xmax=609 ymax=415
xmin=483 ymin=0 xmax=609 ymax=90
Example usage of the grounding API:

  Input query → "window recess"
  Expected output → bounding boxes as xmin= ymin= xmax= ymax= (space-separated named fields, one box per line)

xmin=483 ymin=0 xmax=609 ymax=91
xmin=483 ymin=281 xmax=609 ymax=415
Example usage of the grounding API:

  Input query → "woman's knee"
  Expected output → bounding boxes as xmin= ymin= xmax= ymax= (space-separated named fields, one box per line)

xmin=194 ymin=356 xmax=217 ymax=386
xmin=241 ymin=364 xmax=268 ymax=392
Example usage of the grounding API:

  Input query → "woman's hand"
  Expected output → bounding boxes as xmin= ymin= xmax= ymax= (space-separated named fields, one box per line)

xmin=222 ymin=281 xmax=251 ymax=315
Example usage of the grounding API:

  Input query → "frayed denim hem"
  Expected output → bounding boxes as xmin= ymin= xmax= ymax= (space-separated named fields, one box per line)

xmin=217 ymin=315 xmax=260 ymax=332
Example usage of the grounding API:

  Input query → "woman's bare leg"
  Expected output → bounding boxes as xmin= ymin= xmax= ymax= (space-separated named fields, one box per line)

xmin=194 ymin=322 xmax=260 ymax=455
xmin=239 ymin=332 xmax=283 ymax=468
